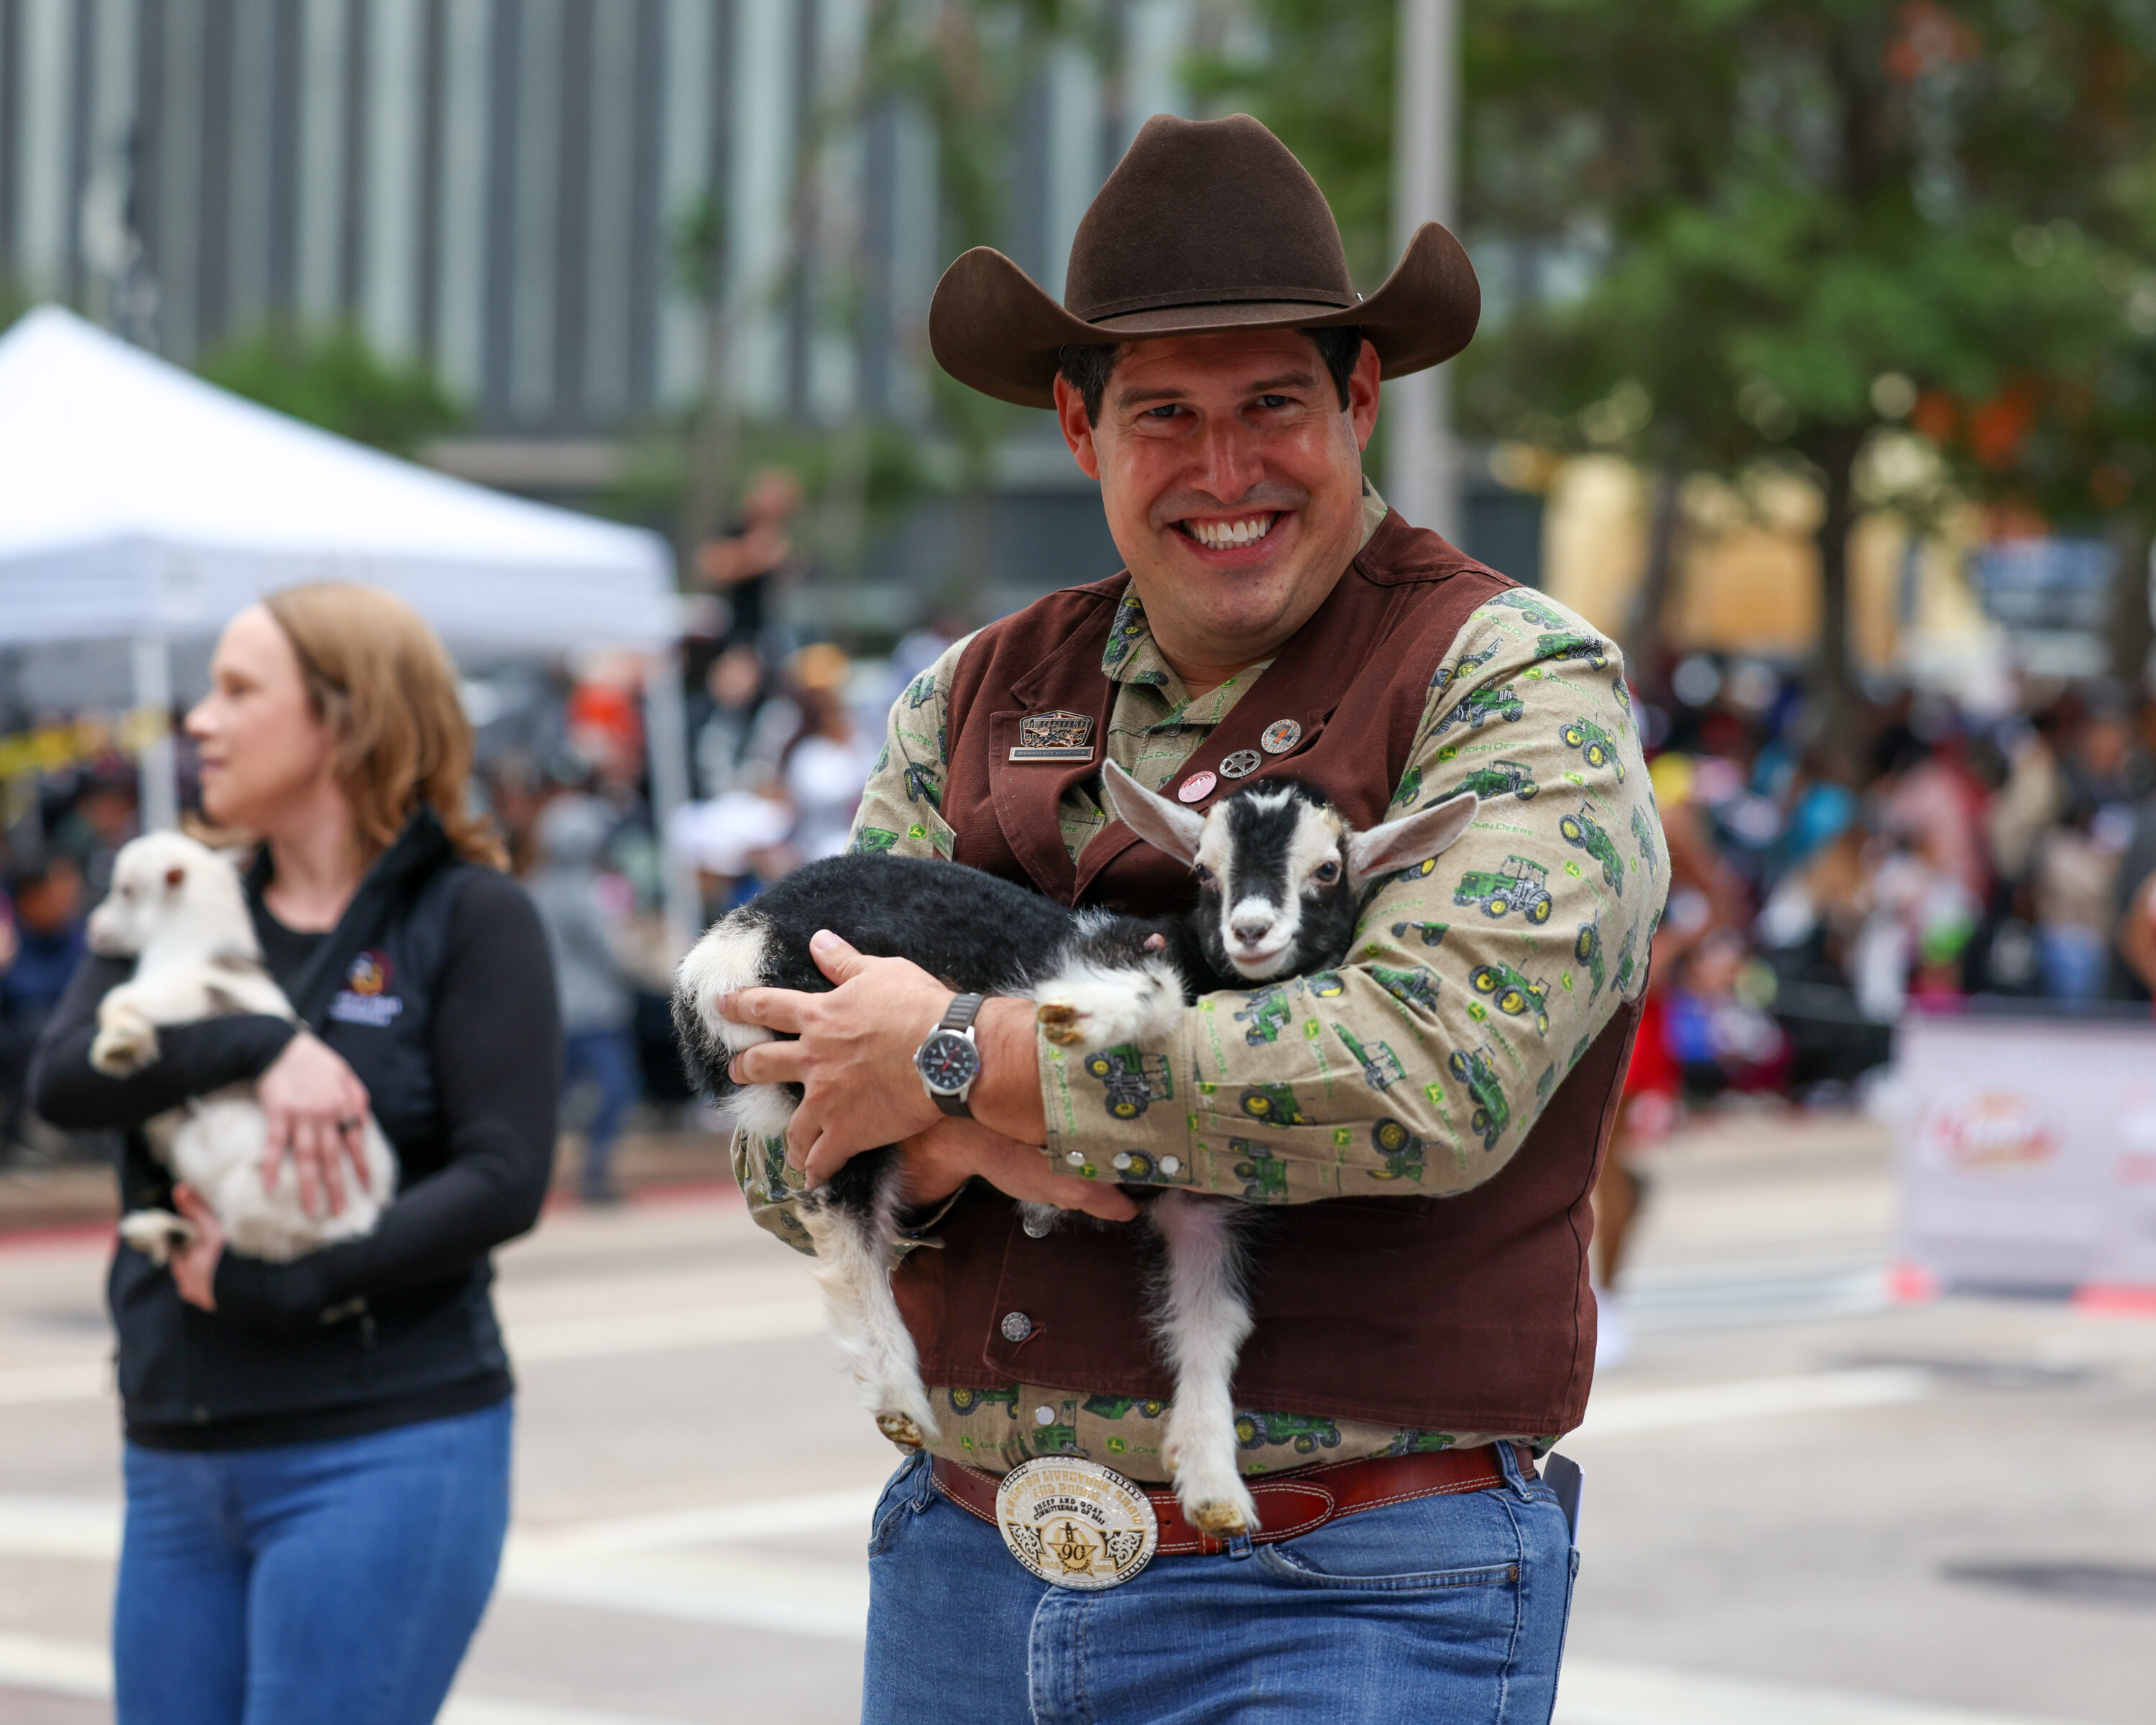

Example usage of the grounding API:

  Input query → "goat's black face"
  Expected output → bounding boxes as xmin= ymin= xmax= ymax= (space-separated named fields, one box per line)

xmin=1193 ymin=781 xmax=1359 ymax=982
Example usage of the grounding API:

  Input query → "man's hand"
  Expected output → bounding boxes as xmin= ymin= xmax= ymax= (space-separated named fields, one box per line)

xmin=893 ymin=1116 xmax=1139 ymax=1222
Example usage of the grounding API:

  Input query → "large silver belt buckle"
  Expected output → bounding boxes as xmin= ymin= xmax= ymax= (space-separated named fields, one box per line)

xmin=994 ymin=1456 xmax=1159 ymax=1590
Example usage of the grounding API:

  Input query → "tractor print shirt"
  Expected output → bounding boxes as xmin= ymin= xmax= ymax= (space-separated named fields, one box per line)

xmin=730 ymin=492 xmax=1669 ymax=1478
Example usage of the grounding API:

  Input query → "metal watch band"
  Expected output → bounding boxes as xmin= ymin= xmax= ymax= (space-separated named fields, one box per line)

xmin=931 ymin=993 xmax=985 ymax=1118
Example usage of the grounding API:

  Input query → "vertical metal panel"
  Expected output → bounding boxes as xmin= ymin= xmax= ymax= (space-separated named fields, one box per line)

xmin=551 ymin=0 xmax=592 ymax=426
xmin=622 ymin=0 xmax=663 ymax=415
xmin=856 ymin=95 xmax=895 ymax=418
xmin=884 ymin=95 xmax=936 ymax=424
xmin=224 ymin=0 xmax=277 ymax=334
xmin=1010 ymin=62 xmax=1049 ymax=287
xmin=581 ymin=0 xmax=636 ymax=425
xmin=433 ymin=0 xmax=485 ymax=398
xmin=83 ymin=0 xmax=140 ymax=326
xmin=653 ymin=0 xmax=712 ymax=411
xmin=1120 ymin=0 xmax=1188 ymax=143
xmin=18 ymin=0 xmax=73 ymax=293
xmin=413 ymin=0 xmax=443 ymax=357
xmin=0 ymin=0 xmax=20 ymax=275
xmin=729 ymin=0 xmax=791 ymax=418
xmin=476 ymin=0 xmax=516 ymax=422
xmin=363 ymin=0 xmax=420 ymax=355
xmin=507 ymin=0 xmax=559 ymax=423
xmin=295 ymin=0 xmax=345 ymax=321
xmin=336 ymin=0 xmax=367 ymax=314
xmin=780 ymin=0 xmax=815 ymax=418
xmin=156 ymin=0 xmax=203 ymax=356
xmin=130 ymin=0 xmax=167 ymax=331
xmin=62 ymin=0 xmax=94 ymax=298
xmin=195 ymin=0 xmax=233 ymax=344
xmin=265 ymin=0 xmax=301 ymax=316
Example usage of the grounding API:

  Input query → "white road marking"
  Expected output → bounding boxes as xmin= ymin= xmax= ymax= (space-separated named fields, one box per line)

xmin=1556 ymin=1658 xmax=2083 ymax=1725
xmin=0 ymin=1300 xmax=827 ymax=1405
xmin=1575 ymin=1366 xmax=1932 ymax=1439
xmin=515 ymin=1485 xmax=883 ymax=1555
xmin=0 ymin=1632 xmax=2091 ymax=1724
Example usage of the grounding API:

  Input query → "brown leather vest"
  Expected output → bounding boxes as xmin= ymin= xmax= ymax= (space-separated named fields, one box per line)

xmin=897 ymin=511 xmax=1639 ymax=1435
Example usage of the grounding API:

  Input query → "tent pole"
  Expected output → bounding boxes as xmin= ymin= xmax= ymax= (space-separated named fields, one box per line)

xmin=643 ymin=645 xmax=700 ymax=960
xmin=131 ymin=634 xmax=180 ymax=833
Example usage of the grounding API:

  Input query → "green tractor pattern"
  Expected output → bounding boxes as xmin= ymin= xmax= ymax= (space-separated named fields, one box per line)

xmin=1537 ymin=631 xmax=1610 ymax=669
xmin=1383 ymin=1428 xmax=1459 ymax=1456
xmin=1559 ymin=804 xmax=1626 ymax=894
xmin=1390 ymin=919 xmax=1450 ymax=949
xmin=1447 ymin=1045 xmax=1511 ymax=1151
xmin=1631 ymin=804 xmax=1660 ymax=875
xmin=1370 ymin=1116 xmax=1427 ymax=1180
xmin=1560 ymin=717 xmax=1625 ymax=781
xmin=903 ymin=763 xmax=941 ymax=807
xmin=947 ymin=1386 xmax=1021 ymax=1419
xmin=1230 ymin=1138 xmax=1289 ymax=1199
xmin=849 ymin=826 xmax=899 ymax=856
xmin=1083 ymin=1394 xmax=1167 ymax=1421
xmin=1535 ymin=1063 xmax=1557 ymax=1108
xmin=1238 ymin=1084 xmax=1307 ymax=1128
xmin=1576 ymin=914 xmax=1608 ymax=999
xmin=1371 ymin=965 xmax=1441 ymax=1013
xmin=1235 ymin=1410 xmax=1343 ymax=1454
xmin=1454 ymin=855 xmax=1554 ymax=924
xmin=1469 ymin=961 xmax=1552 ymax=1035
xmin=904 ymin=673 xmax=937 ymax=709
xmin=1613 ymin=923 xmax=1641 ymax=998
xmin=1307 ymin=970 xmax=1347 ymax=999
xmin=1429 ymin=642 xmax=1501 ymax=696
xmin=1031 ymin=1399 xmax=1082 ymax=1455
xmin=1432 ymin=682 xmax=1525 ymax=737
xmin=1083 ymin=1047 xmax=1174 ymax=1120
xmin=1391 ymin=764 xmax=1424 ymax=807
xmin=1458 ymin=758 xmax=1539 ymax=802
xmin=1611 ymin=673 xmax=1634 ymax=717
xmin=1333 ymin=1023 xmax=1406 ymax=1091
xmin=1494 ymin=591 xmax=1569 ymax=629
xmin=1234 ymin=985 xmax=1294 ymax=1045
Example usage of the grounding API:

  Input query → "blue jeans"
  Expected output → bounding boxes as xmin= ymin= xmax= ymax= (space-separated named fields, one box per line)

xmin=562 ymin=1029 xmax=638 ymax=1193
xmin=114 ymin=1402 xmax=514 ymax=1725
xmin=862 ymin=1446 xmax=1578 ymax=1724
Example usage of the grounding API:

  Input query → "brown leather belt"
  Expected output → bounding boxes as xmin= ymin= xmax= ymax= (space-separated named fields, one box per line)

xmin=931 ymin=1443 xmax=1528 ymax=1557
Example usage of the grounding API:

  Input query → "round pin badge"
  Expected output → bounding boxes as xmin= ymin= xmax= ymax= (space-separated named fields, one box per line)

xmin=1261 ymin=719 xmax=1302 ymax=755
xmin=994 ymin=1456 xmax=1159 ymax=1591
xmin=1218 ymin=748 xmax=1262 ymax=780
xmin=1177 ymin=770 xmax=1217 ymax=804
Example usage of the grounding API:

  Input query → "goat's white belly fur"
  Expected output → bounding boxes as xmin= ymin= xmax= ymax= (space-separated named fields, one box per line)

xmin=167 ymin=1089 xmax=397 ymax=1262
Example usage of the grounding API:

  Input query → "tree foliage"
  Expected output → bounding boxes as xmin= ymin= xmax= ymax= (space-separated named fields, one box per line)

xmin=196 ymin=323 xmax=461 ymax=458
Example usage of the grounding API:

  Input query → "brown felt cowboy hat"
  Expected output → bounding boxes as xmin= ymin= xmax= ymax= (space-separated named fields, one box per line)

xmin=929 ymin=112 xmax=1480 ymax=410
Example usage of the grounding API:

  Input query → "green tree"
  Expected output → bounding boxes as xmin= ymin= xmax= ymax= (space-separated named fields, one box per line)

xmin=1197 ymin=1 xmax=2156 ymax=770
xmin=195 ymin=323 xmax=461 ymax=458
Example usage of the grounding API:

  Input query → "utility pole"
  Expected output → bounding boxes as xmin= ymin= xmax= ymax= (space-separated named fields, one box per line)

xmin=1386 ymin=0 xmax=1460 ymax=544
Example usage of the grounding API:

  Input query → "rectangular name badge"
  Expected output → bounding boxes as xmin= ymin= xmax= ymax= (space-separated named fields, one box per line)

xmin=1010 ymin=710 xmax=1096 ymax=763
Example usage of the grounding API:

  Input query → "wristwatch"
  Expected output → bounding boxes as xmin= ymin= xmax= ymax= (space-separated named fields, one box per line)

xmin=914 ymin=993 xmax=986 ymax=1118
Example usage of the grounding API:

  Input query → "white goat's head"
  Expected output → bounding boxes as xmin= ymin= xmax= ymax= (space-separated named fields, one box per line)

xmin=1102 ymin=761 xmax=1479 ymax=982
xmin=86 ymin=832 xmax=251 ymax=959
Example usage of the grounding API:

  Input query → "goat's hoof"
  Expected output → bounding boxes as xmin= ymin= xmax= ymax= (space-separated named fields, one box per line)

xmin=91 ymin=1024 xmax=157 ymax=1076
xmin=1036 ymin=1001 xmax=1087 ymax=1046
xmin=875 ymin=1412 xmax=926 ymax=1450
xmin=1187 ymin=1499 xmax=1256 ymax=1537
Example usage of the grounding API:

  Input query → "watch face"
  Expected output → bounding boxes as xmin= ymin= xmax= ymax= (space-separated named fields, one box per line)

xmin=918 ymin=1029 xmax=982 ymax=1095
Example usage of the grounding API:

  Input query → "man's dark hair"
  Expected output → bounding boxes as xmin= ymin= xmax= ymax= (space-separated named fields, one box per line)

xmin=1056 ymin=326 xmax=1366 ymax=426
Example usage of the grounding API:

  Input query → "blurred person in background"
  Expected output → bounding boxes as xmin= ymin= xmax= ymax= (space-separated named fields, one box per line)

xmin=692 ymin=638 xmax=794 ymax=801
xmin=53 ymin=760 xmax=142 ymax=900
xmin=0 ymin=852 xmax=87 ymax=1157
xmin=779 ymin=643 xmax=876 ymax=861
xmin=694 ymin=464 xmax=806 ymax=653
xmin=29 ymin=584 xmax=561 ymax=1725
xmin=528 ymin=792 xmax=640 ymax=1205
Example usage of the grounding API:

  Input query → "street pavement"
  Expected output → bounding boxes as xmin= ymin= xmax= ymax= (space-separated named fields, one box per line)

xmin=1 ymin=1108 xmax=2150 ymax=1724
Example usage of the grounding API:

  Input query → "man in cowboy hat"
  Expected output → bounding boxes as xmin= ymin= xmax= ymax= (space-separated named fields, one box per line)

xmin=719 ymin=113 xmax=1664 ymax=1721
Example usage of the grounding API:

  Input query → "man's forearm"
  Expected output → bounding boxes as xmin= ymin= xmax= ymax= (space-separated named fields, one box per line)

xmin=967 ymin=998 xmax=1048 ymax=1144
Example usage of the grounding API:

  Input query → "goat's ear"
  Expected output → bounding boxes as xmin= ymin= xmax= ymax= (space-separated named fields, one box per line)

xmin=1347 ymin=792 xmax=1480 ymax=886
xmin=162 ymin=865 xmax=187 ymax=892
xmin=1100 ymin=760 xmax=1206 ymax=865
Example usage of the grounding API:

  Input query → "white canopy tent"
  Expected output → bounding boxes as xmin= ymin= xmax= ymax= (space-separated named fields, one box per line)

xmin=0 ymin=305 xmax=696 ymax=950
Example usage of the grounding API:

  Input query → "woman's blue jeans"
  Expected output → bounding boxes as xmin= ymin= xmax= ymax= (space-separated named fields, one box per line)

xmin=863 ymin=1445 xmax=1579 ymax=1724
xmin=114 ymin=1402 xmax=514 ymax=1725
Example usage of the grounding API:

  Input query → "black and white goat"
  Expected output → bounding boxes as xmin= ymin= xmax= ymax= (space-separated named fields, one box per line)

xmin=86 ymin=831 xmax=398 ymax=1265
xmin=673 ymin=761 xmax=1477 ymax=1534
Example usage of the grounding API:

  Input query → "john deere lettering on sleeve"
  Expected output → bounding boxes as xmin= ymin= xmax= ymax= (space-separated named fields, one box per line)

xmin=328 ymin=951 xmax=405 ymax=1027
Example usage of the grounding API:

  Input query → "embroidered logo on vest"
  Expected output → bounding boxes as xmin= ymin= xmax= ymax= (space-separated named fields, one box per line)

xmin=328 ymin=949 xmax=404 ymax=1028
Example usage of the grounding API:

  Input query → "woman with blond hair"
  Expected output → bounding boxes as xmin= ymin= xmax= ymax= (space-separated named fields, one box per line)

xmin=32 ymin=584 xmax=561 ymax=1725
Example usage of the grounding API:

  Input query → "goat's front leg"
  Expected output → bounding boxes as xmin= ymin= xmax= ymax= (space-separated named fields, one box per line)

xmin=1151 ymin=1190 xmax=1261 ymax=1536
xmin=1033 ymin=927 xmax=1186 ymax=1052
xmin=91 ymin=989 xmax=162 ymax=1075
xmin=796 ymin=1156 xmax=941 ymax=1450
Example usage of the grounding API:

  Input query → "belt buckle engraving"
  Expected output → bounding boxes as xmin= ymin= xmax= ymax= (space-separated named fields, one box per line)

xmin=993 ymin=1456 xmax=1158 ymax=1590
xmin=1010 ymin=710 xmax=1096 ymax=763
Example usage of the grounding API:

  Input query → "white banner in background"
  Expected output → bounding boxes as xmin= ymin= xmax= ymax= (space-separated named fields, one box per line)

xmin=1896 ymin=1012 xmax=2156 ymax=1290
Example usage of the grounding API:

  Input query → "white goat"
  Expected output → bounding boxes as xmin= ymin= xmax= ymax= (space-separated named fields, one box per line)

xmin=87 ymin=832 xmax=397 ymax=1265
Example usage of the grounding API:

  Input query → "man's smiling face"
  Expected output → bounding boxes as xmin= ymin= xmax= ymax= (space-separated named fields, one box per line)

xmin=1054 ymin=328 xmax=1382 ymax=684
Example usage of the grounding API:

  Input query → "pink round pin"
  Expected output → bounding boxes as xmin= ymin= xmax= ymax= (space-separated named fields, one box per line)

xmin=1177 ymin=770 xmax=1217 ymax=804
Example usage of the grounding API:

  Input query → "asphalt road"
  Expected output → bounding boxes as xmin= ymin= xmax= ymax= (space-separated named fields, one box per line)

xmin=1 ymin=1108 xmax=2150 ymax=1724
